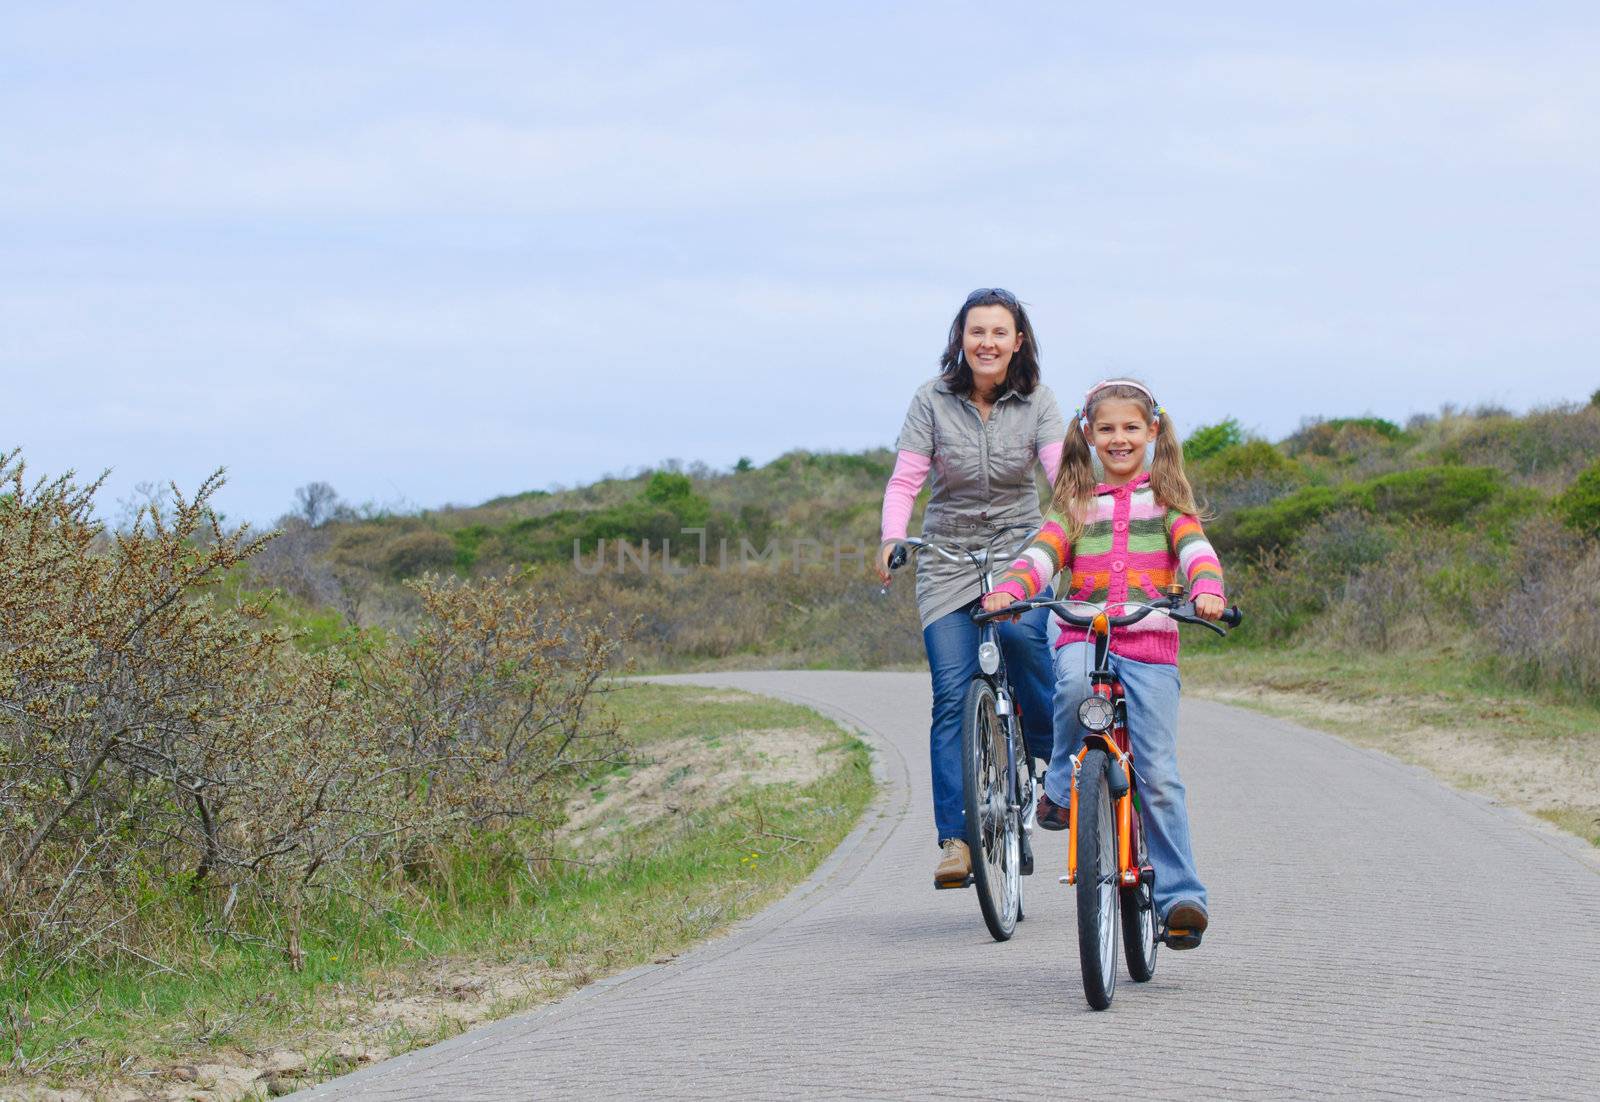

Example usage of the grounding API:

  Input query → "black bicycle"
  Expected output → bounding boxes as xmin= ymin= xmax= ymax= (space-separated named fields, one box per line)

xmin=886 ymin=526 xmax=1041 ymax=941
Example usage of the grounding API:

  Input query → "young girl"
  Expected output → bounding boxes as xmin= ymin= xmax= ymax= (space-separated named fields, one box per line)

xmin=981 ymin=378 xmax=1225 ymax=949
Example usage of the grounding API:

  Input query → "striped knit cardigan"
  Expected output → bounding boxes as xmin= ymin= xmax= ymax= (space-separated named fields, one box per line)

xmin=992 ymin=472 xmax=1225 ymax=666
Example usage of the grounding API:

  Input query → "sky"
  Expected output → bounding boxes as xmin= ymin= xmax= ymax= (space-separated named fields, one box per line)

xmin=4 ymin=2 xmax=1598 ymax=525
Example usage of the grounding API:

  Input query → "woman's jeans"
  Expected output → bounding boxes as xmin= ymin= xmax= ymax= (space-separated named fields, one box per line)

xmin=921 ymin=586 xmax=1054 ymax=845
xmin=1045 ymin=641 xmax=1207 ymax=919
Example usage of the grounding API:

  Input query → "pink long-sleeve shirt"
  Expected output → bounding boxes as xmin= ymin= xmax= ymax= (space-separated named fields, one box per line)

xmin=880 ymin=443 xmax=1063 ymax=542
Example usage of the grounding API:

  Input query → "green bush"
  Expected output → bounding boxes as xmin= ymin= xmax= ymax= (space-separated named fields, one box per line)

xmin=1183 ymin=418 xmax=1243 ymax=463
xmin=1283 ymin=417 xmax=1407 ymax=461
xmin=1554 ymin=459 xmax=1600 ymax=537
xmin=1211 ymin=485 xmax=1345 ymax=556
xmin=384 ymin=530 xmax=459 ymax=578
xmin=1191 ymin=440 xmax=1304 ymax=485
xmin=1435 ymin=406 xmax=1600 ymax=480
xmin=1349 ymin=466 xmax=1499 ymax=525
xmin=1211 ymin=466 xmax=1500 ymax=557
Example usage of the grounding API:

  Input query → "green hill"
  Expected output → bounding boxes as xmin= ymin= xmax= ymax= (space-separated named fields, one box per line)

xmin=250 ymin=399 xmax=1600 ymax=694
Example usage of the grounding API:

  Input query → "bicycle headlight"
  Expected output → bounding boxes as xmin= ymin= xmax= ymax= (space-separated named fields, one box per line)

xmin=977 ymin=641 xmax=1000 ymax=676
xmin=1078 ymin=694 xmax=1115 ymax=732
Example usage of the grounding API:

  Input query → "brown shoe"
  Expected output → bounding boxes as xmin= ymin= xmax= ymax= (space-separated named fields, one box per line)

xmin=1162 ymin=899 xmax=1209 ymax=950
xmin=933 ymin=838 xmax=971 ymax=888
xmin=1036 ymin=792 xmax=1069 ymax=831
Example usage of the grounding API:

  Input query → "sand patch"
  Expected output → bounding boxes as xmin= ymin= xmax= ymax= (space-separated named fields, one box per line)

xmin=562 ymin=725 xmax=840 ymax=852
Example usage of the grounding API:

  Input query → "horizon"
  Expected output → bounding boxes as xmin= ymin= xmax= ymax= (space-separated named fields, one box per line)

xmin=6 ymin=2 xmax=1598 ymax=526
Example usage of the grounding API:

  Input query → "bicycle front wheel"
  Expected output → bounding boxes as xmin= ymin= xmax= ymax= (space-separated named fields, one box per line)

xmin=1075 ymin=748 xmax=1119 ymax=1009
xmin=962 ymin=677 xmax=1019 ymax=942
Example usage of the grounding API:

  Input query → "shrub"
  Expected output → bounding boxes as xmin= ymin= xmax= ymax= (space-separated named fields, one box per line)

xmin=1190 ymin=440 xmax=1307 ymax=512
xmin=1210 ymin=485 xmax=1345 ymax=556
xmin=1350 ymin=465 xmax=1499 ymax=525
xmin=1283 ymin=417 xmax=1406 ymax=461
xmin=1194 ymin=440 xmax=1301 ymax=484
xmin=1482 ymin=516 xmax=1600 ymax=697
xmin=1431 ymin=405 xmax=1600 ymax=483
xmin=384 ymin=529 xmax=459 ymax=578
xmin=1210 ymin=466 xmax=1499 ymax=557
xmin=0 ymin=451 xmax=626 ymax=972
xmin=1183 ymin=418 xmax=1244 ymax=463
xmin=1554 ymin=459 xmax=1600 ymax=537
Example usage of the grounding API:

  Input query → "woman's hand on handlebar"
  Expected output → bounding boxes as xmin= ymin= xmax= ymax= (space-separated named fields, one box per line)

xmin=1192 ymin=593 xmax=1225 ymax=621
xmin=876 ymin=541 xmax=897 ymax=584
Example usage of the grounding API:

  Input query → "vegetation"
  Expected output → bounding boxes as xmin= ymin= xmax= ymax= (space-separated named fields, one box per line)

xmin=230 ymin=401 xmax=1600 ymax=699
xmin=4 ymin=684 xmax=871 ymax=1091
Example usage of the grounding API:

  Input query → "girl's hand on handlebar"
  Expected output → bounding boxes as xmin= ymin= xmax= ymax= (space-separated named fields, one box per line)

xmin=981 ymin=592 xmax=1020 ymax=621
xmin=1193 ymin=593 xmax=1225 ymax=621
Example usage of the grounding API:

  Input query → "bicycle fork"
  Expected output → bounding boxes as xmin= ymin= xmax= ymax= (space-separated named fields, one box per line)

xmin=1063 ymin=734 xmax=1146 ymax=890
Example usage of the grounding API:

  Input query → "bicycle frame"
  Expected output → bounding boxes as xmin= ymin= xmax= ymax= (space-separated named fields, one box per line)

xmin=1064 ymin=622 xmax=1147 ymax=892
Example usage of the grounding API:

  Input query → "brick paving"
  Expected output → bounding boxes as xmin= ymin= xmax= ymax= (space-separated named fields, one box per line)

xmin=297 ymin=671 xmax=1600 ymax=1100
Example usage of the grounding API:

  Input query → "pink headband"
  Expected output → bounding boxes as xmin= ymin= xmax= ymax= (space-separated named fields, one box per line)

xmin=1083 ymin=378 xmax=1156 ymax=406
xmin=1074 ymin=379 xmax=1165 ymax=427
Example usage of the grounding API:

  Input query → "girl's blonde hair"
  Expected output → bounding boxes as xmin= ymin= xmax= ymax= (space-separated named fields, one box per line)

xmin=1048 ymin=379 xmax=1206 ymax=542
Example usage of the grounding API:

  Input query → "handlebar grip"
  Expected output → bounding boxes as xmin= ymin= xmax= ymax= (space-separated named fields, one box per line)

xmin=888 ymin=545 xmax=908 ymax=570
xmin=1222 ymin=606 xmax=1242 ymax=627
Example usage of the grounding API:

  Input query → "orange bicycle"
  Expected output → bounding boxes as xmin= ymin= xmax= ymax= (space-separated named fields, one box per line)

xmin=978 ymin=588 xmax=1240 ymax=1009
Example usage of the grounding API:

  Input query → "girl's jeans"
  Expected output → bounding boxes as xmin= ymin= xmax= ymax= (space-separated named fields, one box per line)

xmin=1045 ymin=640 xmax=1207 ymax=919
xmin=921 ymin=587 xmax=1055 ymax=846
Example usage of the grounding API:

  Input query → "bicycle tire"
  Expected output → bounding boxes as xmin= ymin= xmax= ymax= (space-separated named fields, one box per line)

xmin=1121 ymin=791 xmax=1158 ymax=982
xmin=1075 ymin=748 xmax=1119 ymax=1009
xmin=961 ymin=677 xmax=1019 ymax=942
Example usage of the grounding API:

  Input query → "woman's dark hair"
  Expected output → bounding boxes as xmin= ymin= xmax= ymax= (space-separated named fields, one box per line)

xmin=938 ymin=287 xmax=1041 ymax=399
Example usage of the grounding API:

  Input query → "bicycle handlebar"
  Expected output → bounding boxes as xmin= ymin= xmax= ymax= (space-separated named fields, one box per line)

xmin=972 ymin=594 xmax=1243 ymax=636
xmin=883 ymin=525 xmax=1039 ymax=573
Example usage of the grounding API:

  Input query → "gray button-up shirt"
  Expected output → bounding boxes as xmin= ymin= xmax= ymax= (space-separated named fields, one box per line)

xmin=895 ymin=377 xmax=1066 ymax=626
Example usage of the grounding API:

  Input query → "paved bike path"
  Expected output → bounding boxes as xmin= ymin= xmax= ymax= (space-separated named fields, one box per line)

xmin=299 ymin=671 xmax=1600 ymax=1100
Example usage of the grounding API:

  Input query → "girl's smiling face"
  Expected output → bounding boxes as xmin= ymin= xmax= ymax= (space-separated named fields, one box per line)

xmin=1087 ymin=398 xmax=1155 ymax=484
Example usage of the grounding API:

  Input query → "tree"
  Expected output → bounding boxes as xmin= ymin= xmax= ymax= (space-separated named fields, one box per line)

xmin=294 ymin=481 xmax=344 ymax=528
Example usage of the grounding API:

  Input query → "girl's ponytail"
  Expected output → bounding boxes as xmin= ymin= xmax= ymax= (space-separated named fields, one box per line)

xmin=1149 ymin=409 xmax=1206 ymax=519
xmin=1048 ymin=411 xmax=1099 ymax=543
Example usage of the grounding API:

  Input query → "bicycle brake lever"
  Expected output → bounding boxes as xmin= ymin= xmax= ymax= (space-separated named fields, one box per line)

xmin=1172 ymin=614 xmax=1227 ymax=637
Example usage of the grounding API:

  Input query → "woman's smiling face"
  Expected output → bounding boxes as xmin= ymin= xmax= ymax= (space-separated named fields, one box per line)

xmin=1087 ymin=398 xmax=1154 ymax=483
xmin=961 ymin=304 xmax=1022 ymax=388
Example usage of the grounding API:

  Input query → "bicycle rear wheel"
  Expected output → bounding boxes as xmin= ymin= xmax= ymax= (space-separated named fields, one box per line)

xmin=962 ymin=677 xmax=1019 ymax=942
xmin=1121 ymin=790 xmax=1158 ymax=982
xmin=1075 ymin=748 xmax=1119 ymax=1009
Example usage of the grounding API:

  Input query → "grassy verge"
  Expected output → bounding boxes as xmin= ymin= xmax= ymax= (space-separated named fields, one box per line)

xmin=1184 ymin=642 xmax=1600 ymax=848
xmin=3 ymin=684 xmax=873 ymax=1100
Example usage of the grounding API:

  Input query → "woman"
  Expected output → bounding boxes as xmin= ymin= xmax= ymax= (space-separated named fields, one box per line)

xmin=877 ymin=287 xmax=1065 ymax=888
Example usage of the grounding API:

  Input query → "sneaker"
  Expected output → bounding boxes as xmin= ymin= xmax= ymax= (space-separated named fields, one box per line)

xmin=933 ymin=838 xmax=971 ymax=888
xmin=1036 ymin=792 xmax=1069 ymax=831
xmin=1162 ymin=899 xmax=1209 ymax=950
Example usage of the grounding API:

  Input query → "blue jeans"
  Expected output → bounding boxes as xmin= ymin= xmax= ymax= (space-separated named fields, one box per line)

xmin=921 ymin=587 xmax=1055 ymax=844
xmin=1045 ymin=641 xmax=1207 ymax=920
